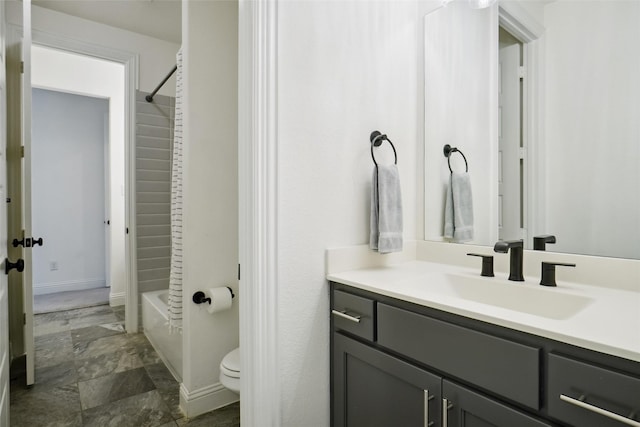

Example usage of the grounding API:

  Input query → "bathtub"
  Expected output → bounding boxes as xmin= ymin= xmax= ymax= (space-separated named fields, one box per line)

xmin=142 ymin=290 xmax=182 ymax=382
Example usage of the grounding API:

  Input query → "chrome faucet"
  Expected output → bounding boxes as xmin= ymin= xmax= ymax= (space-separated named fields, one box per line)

xmin=494 ymin=240 xmax=524 ymax=282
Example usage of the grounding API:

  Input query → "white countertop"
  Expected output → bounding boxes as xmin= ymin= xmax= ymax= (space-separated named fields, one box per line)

xmin=328 ymin=260 xmax=640 ymax=363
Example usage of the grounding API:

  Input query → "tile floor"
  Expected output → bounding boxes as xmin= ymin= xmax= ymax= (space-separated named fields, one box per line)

xmin=9 ymin=304 xmax=240 ymax=427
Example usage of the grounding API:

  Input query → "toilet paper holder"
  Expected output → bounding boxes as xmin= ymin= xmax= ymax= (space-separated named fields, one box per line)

xmin=192 ymin=288 xmax=235 ymax=305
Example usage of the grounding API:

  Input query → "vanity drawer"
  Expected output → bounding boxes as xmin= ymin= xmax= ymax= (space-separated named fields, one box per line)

xmin=332 ymin=290 xmax=375 ymax=341
xmin=377 ymin=303 xmax=540 ymax=410
xmin=547 ymin=353 xmax=640 ymax=427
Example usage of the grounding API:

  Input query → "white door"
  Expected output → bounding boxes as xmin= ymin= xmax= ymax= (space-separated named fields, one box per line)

xmin=498 ymin=41 xmax=522 ymax=241
xmin=6 ymin=0 xmax=34 ymax=387
xmin=0 ymin=0 xmax=10 ymax=422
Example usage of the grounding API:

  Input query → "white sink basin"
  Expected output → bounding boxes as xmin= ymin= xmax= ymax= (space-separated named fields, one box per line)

xmin=430 ymin=273 xmax=593 ymax=320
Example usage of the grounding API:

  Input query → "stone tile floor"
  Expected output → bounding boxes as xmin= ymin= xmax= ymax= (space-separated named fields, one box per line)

xmin=9 ymin=304 xmax=240 ymax=427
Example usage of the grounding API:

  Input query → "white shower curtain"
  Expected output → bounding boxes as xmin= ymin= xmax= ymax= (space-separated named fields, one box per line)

xmin=168 ymin=48 xmax=183 ymax=332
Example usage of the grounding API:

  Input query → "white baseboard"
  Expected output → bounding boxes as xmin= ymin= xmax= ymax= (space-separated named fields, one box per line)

xmin=179 ymin=382 xmax=239 ymax=419
xmin=109 ymin=291 xmax=126 ymax=307
xmin=33 ymin=279 xmax=106 ymax=296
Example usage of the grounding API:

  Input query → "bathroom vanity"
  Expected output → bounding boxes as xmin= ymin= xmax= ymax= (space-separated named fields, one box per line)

xmin=329 ymin=261 xmax=640 ymax=427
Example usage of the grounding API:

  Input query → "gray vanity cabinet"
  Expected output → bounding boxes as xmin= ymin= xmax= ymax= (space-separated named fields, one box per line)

xmin=333 ymin=331 xmax=552 ymax=427
xmin=442 ymin=381 xmax=552 ymax=427
xmin=331 ymin=282 xmax=640 ymax=427
xmin=331 ymin=284 xmax=552 ymax=427
xmin=333 ymin=333 xmax=442 ymax=427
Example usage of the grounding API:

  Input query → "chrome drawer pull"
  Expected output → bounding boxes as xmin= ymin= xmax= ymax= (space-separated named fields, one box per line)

xmin=331 ymin=309 xmax=361 ymax=323
xmin=560 ymin=394 xmax=640 ymax=427
xmin=442 ymin=398 xmax=453 ymax=427
xmin=423 ymin=390 xmax=434 ymax=427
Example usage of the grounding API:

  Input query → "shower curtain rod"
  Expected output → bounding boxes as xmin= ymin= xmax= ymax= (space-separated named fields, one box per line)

xmin=145 ymin=65 xmax=178 ymax=102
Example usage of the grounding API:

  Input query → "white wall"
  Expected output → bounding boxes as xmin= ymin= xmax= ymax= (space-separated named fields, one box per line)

xmin=423 ymin=1 xmax=499 ymax=246
xmin=277 ymin=2 xmax=420 ymax=424
xmin=31 ymin=89 xmax=107 ymax=294
xmin=509 ymin=0 xmax=545 ymax=25
xmin=180 ymin=0 xmax=239 ymax=417
xmin=7 ymin=1 xmax=180 ymax=97
xmin=543 ymin=1 xmax=640 ymax=259
xmin=31 ymin=45 xmax=127 ymax=301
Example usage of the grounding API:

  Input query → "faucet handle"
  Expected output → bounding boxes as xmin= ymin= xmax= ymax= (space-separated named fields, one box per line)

xmin=540 ymin=262 xmax=576 ymax=287
xmin=493 ymin=239 xmax=523 ymax=253
xmin=534 ymin=235 xmax=556 ymax=251
xmin=467 ymin=253 xmax=494 ymax=277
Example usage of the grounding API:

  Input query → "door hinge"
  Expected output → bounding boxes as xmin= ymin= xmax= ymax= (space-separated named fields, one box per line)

xmin=238 ymin=264 xmax=241 ymax=280
xmin=20 ymin=61 xmax=24 ymax=74
xmin=518 ymin=66 xmax=525 ymax=79
xmin=20 ymin=146 xmax=24 ymax=158
xmin=23 ymin=313 xmax=26 ymax=325
xmin=519 ymin=147 xmax=527 ymax=159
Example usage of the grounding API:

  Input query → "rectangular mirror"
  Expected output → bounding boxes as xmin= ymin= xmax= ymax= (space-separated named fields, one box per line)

xmin=423 ymin=0 xmax=640 ymax=259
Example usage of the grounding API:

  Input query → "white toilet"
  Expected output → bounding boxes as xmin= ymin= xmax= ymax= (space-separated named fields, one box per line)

xmin=220 ymin=347 xmax=240 ymax=394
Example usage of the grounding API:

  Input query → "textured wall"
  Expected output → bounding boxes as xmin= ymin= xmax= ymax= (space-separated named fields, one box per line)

xmin=277 ymin=2 xmax=420 ymax=424
xmin=180 ymin=0 xmax=239 ymax=415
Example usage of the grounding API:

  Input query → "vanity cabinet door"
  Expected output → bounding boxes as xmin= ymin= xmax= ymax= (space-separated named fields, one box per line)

xmin=442 ymin=380 xmax=554 ymax=427
xmin=333 ymin=333 xmax=442 ymax=427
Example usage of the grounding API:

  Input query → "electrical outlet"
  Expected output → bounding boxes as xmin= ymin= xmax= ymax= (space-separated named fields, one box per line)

xmin=50 ymin=261 xmax=58 ymax=271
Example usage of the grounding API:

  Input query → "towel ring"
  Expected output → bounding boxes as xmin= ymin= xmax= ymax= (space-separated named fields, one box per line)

xmin=370 ymin=131 xmax=398 ymax=167
xmin=443 ymin=144 xmax=468 ymax=173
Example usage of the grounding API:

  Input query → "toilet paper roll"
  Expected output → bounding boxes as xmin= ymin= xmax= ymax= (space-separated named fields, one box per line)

xmin=206 ymin=287 xmax=233 ymax=314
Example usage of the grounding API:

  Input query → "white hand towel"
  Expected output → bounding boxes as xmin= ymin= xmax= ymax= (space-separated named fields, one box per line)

xmin=370 ymin=164 xmax=403 ymax=253
xmin=444 ymin=172 xmax=474 ymax=243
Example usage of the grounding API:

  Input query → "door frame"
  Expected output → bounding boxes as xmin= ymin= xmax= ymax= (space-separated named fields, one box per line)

xmin=497 ymin=36 xmax=523 ymax=241
xmin=103 ymin=112 xmax=111 ymax=289
xmin=238 ymin=0 xmax=281 ymax=425
xmin=23 ymin=28 xmax=139 ymax=332
xmin=498 ymin=2 xmax=545 ymax=244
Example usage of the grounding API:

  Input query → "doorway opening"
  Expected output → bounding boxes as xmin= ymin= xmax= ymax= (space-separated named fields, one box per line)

xmin=498 ymin=26 xmax=526 ymax=242
xmin=30 ymin=45 xmax=126 ymax=314
xmin=31 ymin=87 xmax=111 ymax=313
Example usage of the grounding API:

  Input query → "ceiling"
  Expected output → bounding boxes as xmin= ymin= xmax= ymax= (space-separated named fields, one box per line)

xmin=32 ymin=0 xmax=182 ymax=44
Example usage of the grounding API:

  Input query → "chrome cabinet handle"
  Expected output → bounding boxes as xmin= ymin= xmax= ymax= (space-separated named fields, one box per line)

xmin=560 ymin=394 xmax=640 ymax=427
xmin=442 ymin=398 xmax=453 ymax=427
xmin=424 ymin=390 xmax=434 ymax=427
xmin=331 ymin=309 xmax=361 ymax=323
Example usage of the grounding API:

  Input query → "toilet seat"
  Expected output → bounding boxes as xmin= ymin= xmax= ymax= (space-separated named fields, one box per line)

xmin=220 ymin=347 xmax=240 ymax=379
